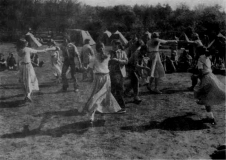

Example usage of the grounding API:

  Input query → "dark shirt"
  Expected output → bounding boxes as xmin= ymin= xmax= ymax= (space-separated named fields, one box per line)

xmin=108 ymin=50 xmax=121 ymax=73
xmin=7 ymin=57 xmax=16 ymax=66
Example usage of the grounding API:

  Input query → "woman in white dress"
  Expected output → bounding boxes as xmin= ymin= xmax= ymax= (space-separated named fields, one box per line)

xmin=17 ymin=39 xmax=55 ymax=102
xmin=79 ymin=42 xmax=121 ymax=123
xmin=146 ymin=32 xmax=177 ymax=94
xmin=194 ymin=48 xmax=225 ymax=125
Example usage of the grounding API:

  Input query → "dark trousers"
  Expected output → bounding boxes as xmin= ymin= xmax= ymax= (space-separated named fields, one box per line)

xmin=110 ymin=73 xmax=126 ymax=109
xmin=125 ymin=71 xmax=139 ymax=98
xmin=61 ymin=60 xmax=78 ymax=89
xmin=191 ymin=74 xmax=199 ymax=88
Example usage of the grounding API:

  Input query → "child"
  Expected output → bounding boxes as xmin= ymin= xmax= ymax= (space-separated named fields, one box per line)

xmin=79 ymin=42 xmax=121 ymax=123
xmin=194 ymin=48 xmax=225 ymax=125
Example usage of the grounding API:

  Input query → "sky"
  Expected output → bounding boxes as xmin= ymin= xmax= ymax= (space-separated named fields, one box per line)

xmin=78 ymin=0 xmax=226 ymax=11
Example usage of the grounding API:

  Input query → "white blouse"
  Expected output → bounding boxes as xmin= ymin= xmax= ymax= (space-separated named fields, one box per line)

xmin=93 ymin=54 xmax=110 ymax=74
xmin=197 ymin=55 xmax=212 ymax=74
xmin=18 ymin=47 xmax=38 ymax=63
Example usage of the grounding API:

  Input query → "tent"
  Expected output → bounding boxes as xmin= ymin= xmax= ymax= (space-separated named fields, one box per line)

xmin=25 ymin=32 xmax=42 ymax=48
xmin=66 ymin=29 xmax=96 ymax=46
xmin=110 ymin=30 xmax=128 ymax=45
xmin=101 ymin=30 xmax=112 ymax=45
xmin=217 ymin=33 xmax=226 ymax=39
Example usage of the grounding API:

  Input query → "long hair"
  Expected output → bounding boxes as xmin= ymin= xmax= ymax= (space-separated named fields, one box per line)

xmin=96 ymin=42 xmax=108 ymax=62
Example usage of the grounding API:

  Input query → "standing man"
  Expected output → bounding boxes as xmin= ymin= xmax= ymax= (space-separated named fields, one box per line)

xmin=61 ymin=37 xmax=82 ymax=92
xmin=109 ymin=40 xmax=128 ymax=113
xmin=81 ymin=39 xmax=95 ymax=82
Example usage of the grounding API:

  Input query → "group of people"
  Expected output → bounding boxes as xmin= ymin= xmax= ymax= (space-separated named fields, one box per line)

xmin=15 ymin=30 xmax=225 ymax=125
xmin=0 ymin=52 xmax=17 ymax=71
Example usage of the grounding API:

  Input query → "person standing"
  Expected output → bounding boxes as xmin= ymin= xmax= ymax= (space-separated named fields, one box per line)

xmin=60 ymin=37 xmax=82 ymax=92
xmin=184 ymin=33 xmax=204 ymax=91
xmin=125 ymin=40 xmax=150 ymax=104
xmin=146 ymin=32 xmax=177 ymax=94
xmin=16 ymin=39 xmax=54 ymax=102
xmin=79 ymin=42 xmax=121 ymax=123
xmin=80 ymin=39 xmax=95 ymax=82
xmin=109 ymin=40 xmax=128 ymax=113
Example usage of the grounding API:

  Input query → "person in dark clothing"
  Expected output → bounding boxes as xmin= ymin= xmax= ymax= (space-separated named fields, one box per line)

xmin=109 ymin=40 xmax=128 ymax=113
xmin=125 ymin=43 xmax=151 ymax=104
xmin=60 ymin=37 xmax=82 ymax=92
xmin=7 ymin=53 xmax=17 ymax=70
xmin=0 ymin=54 xmax=6 ymax=70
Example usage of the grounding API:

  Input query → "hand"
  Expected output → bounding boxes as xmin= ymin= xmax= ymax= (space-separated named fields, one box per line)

xmin=111 ymin=58 xmax=119 ymax=62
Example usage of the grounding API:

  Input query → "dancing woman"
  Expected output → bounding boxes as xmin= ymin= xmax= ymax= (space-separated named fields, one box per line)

xmin=194 ymin=48 xmax=225 ymax=125
xmin=17 ymin=38 xmax=55 ymax=102
xmin=79 ymin=42 xmax=121 ymax=123
xmin=146 ymin=32 xmax=177 ymax=94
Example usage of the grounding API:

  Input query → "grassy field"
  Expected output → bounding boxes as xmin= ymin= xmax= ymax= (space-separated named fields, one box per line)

xmin=0 ymin=43 xmax=225 ymax=159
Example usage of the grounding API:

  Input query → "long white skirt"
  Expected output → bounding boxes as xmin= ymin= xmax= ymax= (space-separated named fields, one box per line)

xmin=149 ymin=52 xmax=165 ymax=78
xmin=80 ymin=73 xmax=121 ymax=114
xmin=19 ymin=63 xmax=39 ymax=93
xmin=194 ymin=72 xmax=225 ymax=106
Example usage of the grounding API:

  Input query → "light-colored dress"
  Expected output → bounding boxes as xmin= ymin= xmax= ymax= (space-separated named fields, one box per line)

xmin=147 ymin=38 xmax=166 ymax=78
xmin=51 ymin=51 xmax=62 ymax=77
xmin=18 ymin=47 xmax=39 ymax=93
xmin=80 ymin=54 xmax=121 ymax=114
xmin=81 ymin=44 xmax=95 ymax=67
xmin=194 ymin=55 xmax=225 ymax=106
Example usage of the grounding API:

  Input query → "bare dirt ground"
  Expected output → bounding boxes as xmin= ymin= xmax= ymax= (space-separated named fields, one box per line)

xmin=0 ymin=43 xmax=225 ymax=160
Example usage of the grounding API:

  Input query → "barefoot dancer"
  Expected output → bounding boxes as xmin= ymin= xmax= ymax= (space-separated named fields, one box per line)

xmin=146 ymin=32 xmax=177 ymax=94
xmin=17 ymin=38 xmax=55 ymax=102
xmin=79 ymin=42 xmax=121 ymax=123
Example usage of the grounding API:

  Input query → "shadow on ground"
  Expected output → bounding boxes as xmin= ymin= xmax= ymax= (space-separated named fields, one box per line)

xmin=0 ymin=100 xmax=26 ymax=108
xmin=1 ymin=119 xmax=105 ymax=138
xmin=121 ymin=113 xmax=209 ymax=132
xmin=35 ymin=109 xmax=84 ymax=117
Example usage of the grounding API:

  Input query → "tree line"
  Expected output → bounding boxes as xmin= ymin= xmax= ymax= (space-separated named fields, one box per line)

xmin=0 ymin=0 xmax=225 ymax=41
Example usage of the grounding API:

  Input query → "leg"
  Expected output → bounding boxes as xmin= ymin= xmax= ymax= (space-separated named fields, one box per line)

xmin=154 ymin=78 xmax=162 ymax=94
xmin=111 ymin=74 xmax=126 ymax=112
xmin=82 ymin=63 xmax=88 ymax=81
xmin=61 ymin=62 xmax=69 ymax=91
xmin=203 ymin=105 xmax=216 ymax=125
xmin=70 ymin=63 xmax=79 ymax=92
xmin=147 ymin=77 xmax=154 ymax=92
xmin=131 ymin=72 xmax=141 ymax=102
xmin=124 ymin=72 xmax=132 ymax=96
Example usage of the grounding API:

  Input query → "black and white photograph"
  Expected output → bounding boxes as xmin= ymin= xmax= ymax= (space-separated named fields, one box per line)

xmin=0 ymin=0 xmax=225 ymax=159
